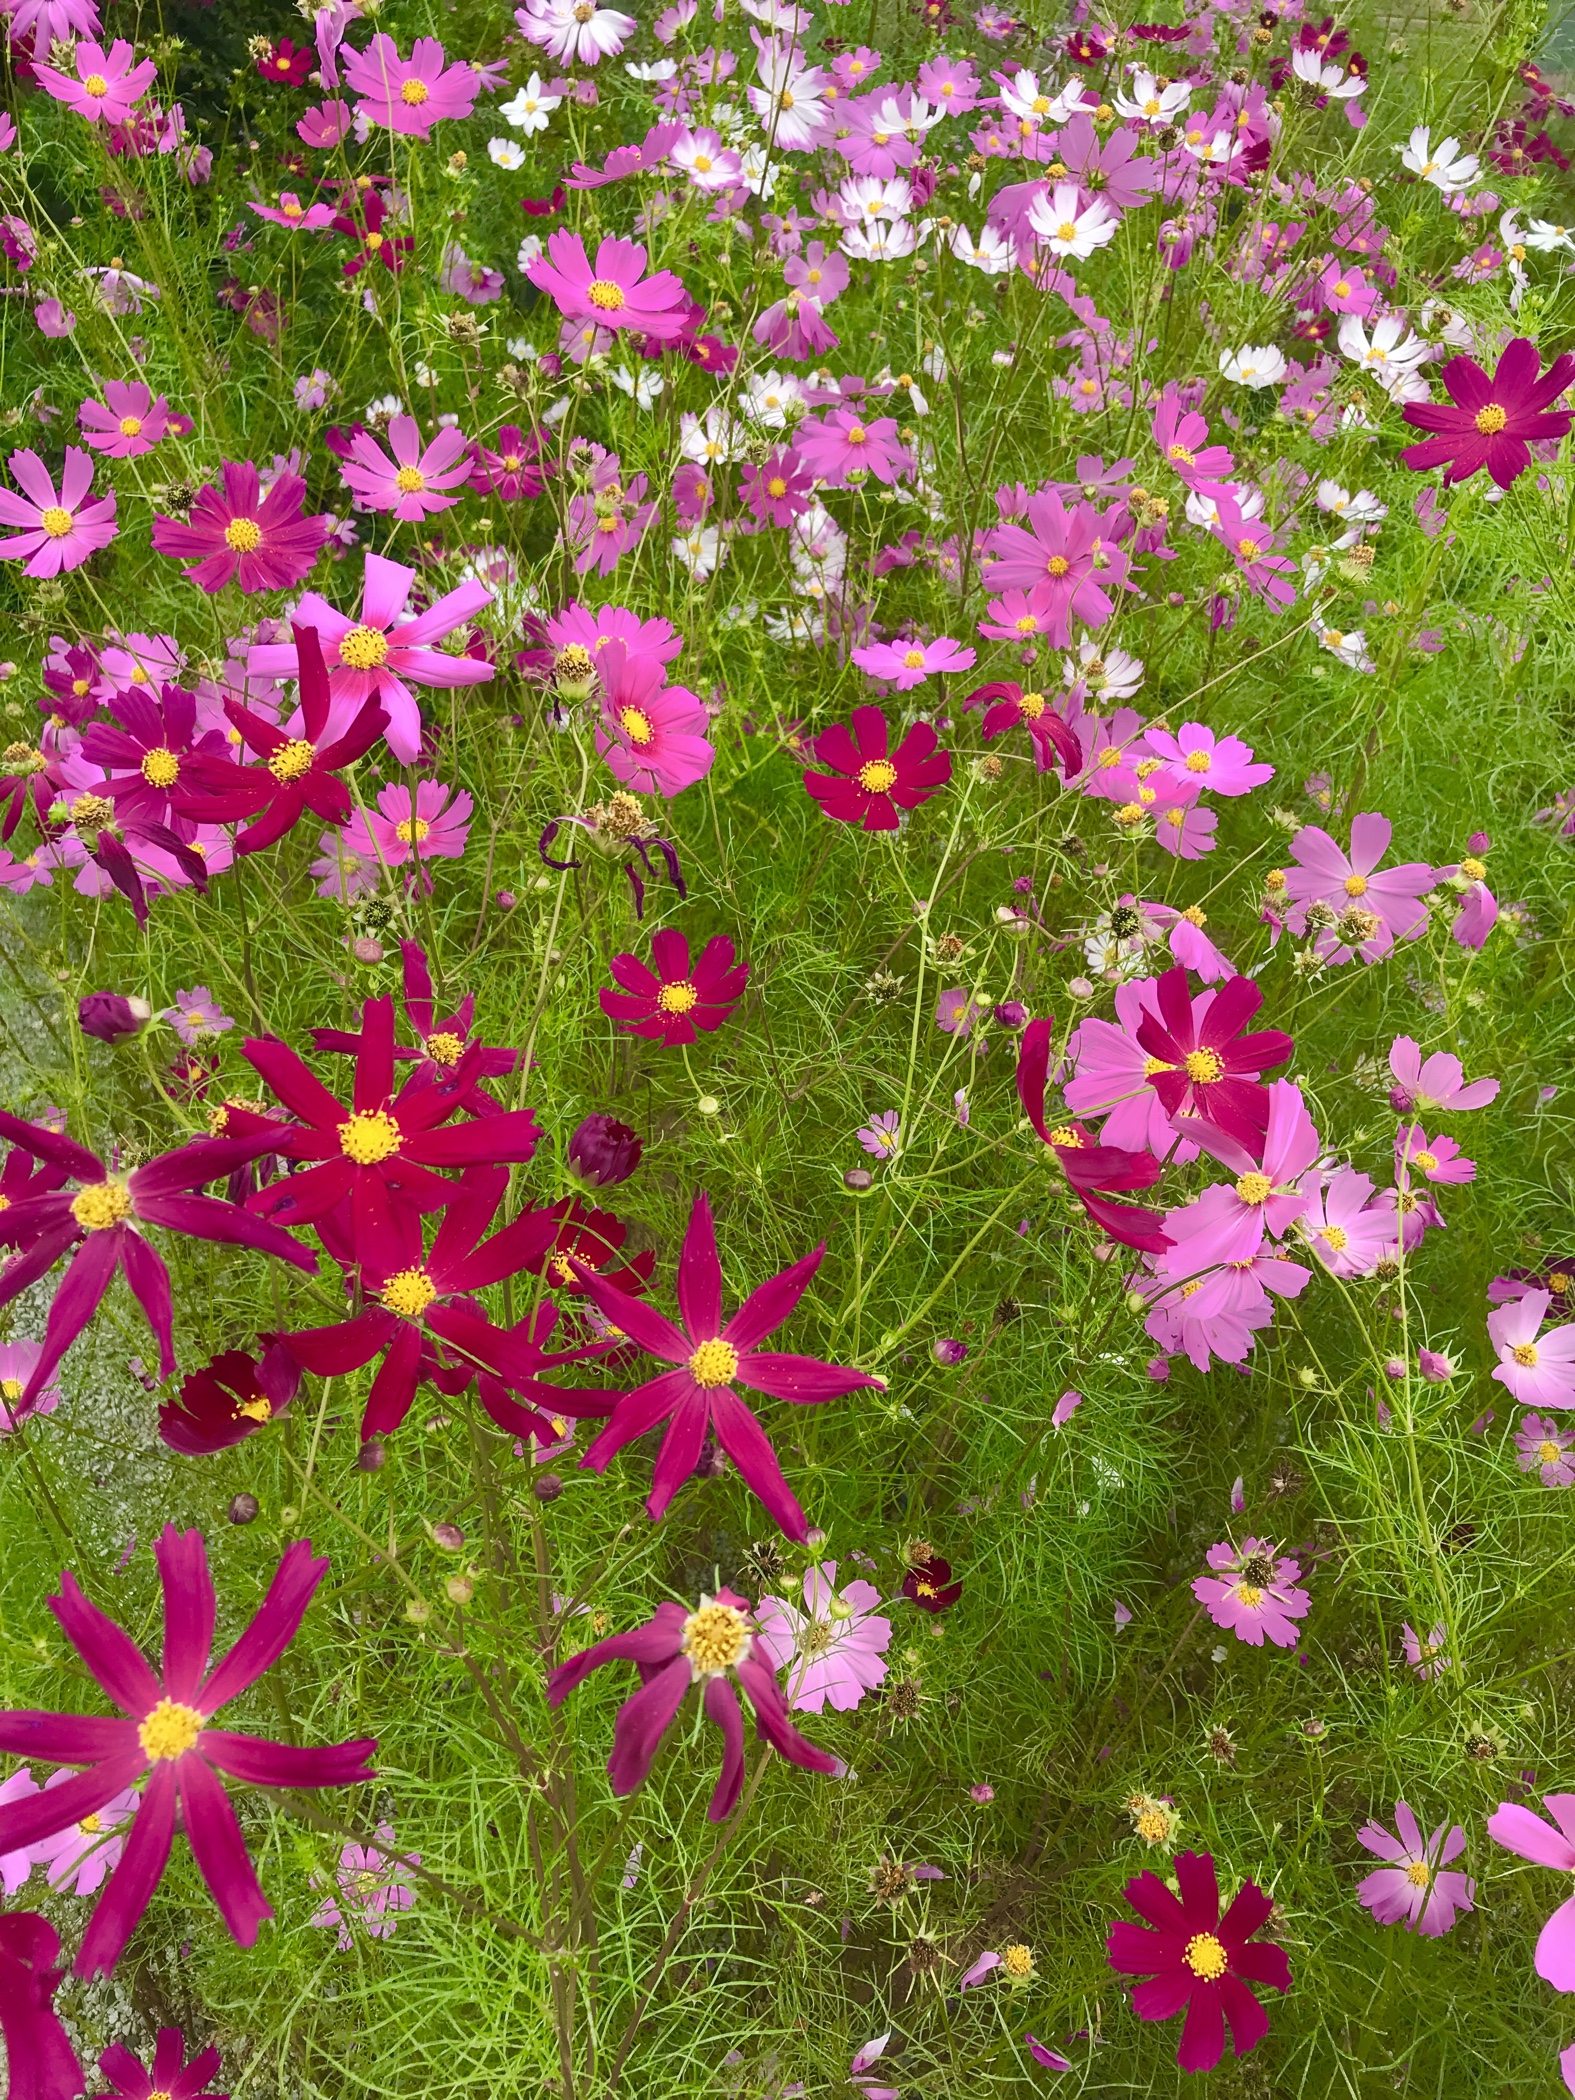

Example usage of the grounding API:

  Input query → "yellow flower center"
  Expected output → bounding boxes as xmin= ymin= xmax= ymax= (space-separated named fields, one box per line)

xmin=1405 ymin=1860 xmax=1431 ymax=1888
xmin=1183 ymin=1048 xmax=1224 ymax=1084
xmin=1014 ymin=613 xmax=1040 ymax=634
xmin=234 ymin=1395 xmax=272 ymax=1423
xmin=902 ymin=649 xmax=926 ymax=670
xmin=339 ymin=625 xmax=390 ymax=671
xmin=117 ymin=415 xmax=144 ymax=438
xmin=339 ymin=1110 xmax=402 ymax=1164
xmin=1513 ymin=1342 xmax=1540 ymax=1367
xmin=40 ymin=506 xmax=74 ymax=538
xmin=79 ymin=1812 xmax=102 ymax=1833
xmin=267 ymin=738 xmax=316 ymax=782
xmin=138 ymin=1697 xmax=204 ymax=1762
xmin=83 ymin=72 xmax=109 ymax=95
xmin=381 ymin=1267 xmax=437 ymax=1318
xmin=1183 ymin=905 xmax=1207 ymax=926
xmin=693 ymin=152 xmax=713 ymax=172
xmin=681 ymin=1599 xmax=749 ymax=1674
xmin=766 ymin=475 xmax=788 ymax=498
xmin=1475 ymin=403 xmax=1508 ymax=434
xmin=587 ymin=279 xmax=627 ymax=311
xmin=400 ymin=77 xmax=430 ymax=104
xmin=1412 ymin=1150 xmax=1438 ymax=1172
xmin=1135 ymin=1808 xmax=1172 ymax=1843
xmin=1235 ymin=1172 xmax=1272 ymax=1206
xmin=366 ymin=231 xmax=385 ymax=250
xmin=395 ymin=818 xmax=431 ymax=845
xmin=1343 ymin=873 xmax=1368 ymax=897
xmin=1539 ymin=1439 xmax=1562 ymax=1464
xmin=846 ymin=424 xmax=867 ymax=445
xmin=1185 ymin=749 xmax=1212 ymax=773
xmin=656 ymin=980 xmax=699 ymax=1014
xmin=0 ymin=1377 xmax=20 ymax=1400
xmin=619 ymin=706 xmax=655 ymax=746
xmin=1001 ymin=1943 xmax=1034 ymax=1979
xmin=137 ymin=745 xmax=181 ymax=789
xmin=1321 ymin=1224 xmax=1348 ymax=1252
xmin=71 ymin=1182 xmax=132 ymax=1231
xmin=857 ymin=759 xmax=898 ymax=793
xmin=425 ymin=1031 xmax=463 ymax=1065
xmin=1184 ymin=1932 xmax=1228 ymax=1980
xmin=1046 ymin=555 xmax=1072 ymax=577
xmin=1168 ymin=442 xmax=1196 ymax=464
xmin=688 ymin=1338 xmax=740 ymax=1387
xmin=1461 ymin=856 xmax=1487 ymax=882
xmin=224 ymin=517 xmax=263 ymax=553
xmin=394 ymin=466 xmax=426 ymax=495
xmin=1235 ymin=1582 xmax=1265 ymax=1607
xmin=1049 ymin=1125 xmax=1082 ymax=1147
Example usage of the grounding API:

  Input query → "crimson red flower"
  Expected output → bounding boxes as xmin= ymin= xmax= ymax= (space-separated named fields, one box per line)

xmin=599 ymin=928 xmax=747 ymax=1047
xmin=176 ymin=624 xmax=386 ymax=853
xmin=803 ymin=706 xmax=952 ymax=831
xmin=0 ymin=1112 xmax=316 ymax=1410
xmin=1133 ymin=968 xmax=1294 ymax=1155
xmin=902 ymin=1554 xmax=962 ymax=1612
xmin=311 ymin=941 xmax=519 ymax=1113
xmin=1017 ymin=1020 xmax=1171 ymax=1253
xmin=158 ymin=1344 xmax=301 ymax=1455
xmin=101 ymin=2028 xmax=224 ymax=2100
xmin=1400 ymin=337 xmax=1575 ymax=489
xmin=521 ymin=1195 xmax=655 ymax=1296
xmin=963 ymin=679 xmax=1082 ymax=777
xmin=567 ymin=1191 xmax=884 ymax=1539
xmin=257 ymin=35 xmax=313 ymax=82
xmin=0 ymin=1913 xmax=80 ymax=2100
xmin=547 ymin=1587 xmax=838 ymax=1822
xmin=330 ymin=188 xmax=413 ymax=276
xmin=0 ymin=1526 xmax=376 ymax=1978
xmin=1107 ymin=1849 xmax=1290 ymax=2072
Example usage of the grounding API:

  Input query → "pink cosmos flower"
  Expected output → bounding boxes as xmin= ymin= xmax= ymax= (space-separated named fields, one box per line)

xmin=983 ymin=494 xmax=1126 ymax=639
xmin=250 ymin=190 xmax=338 ymax=230
xmin=78 ymin=381 xmax=169 ymax=459
xmin=515 ymin=0 xmax=635 ymax=66
xmin=1400 ymin=337 xmax=1575 ymax=490
xmin=851 ymin=636 xmax=977 ymax=689
xmin=1488 ymin=1794 xmax=1575 ymax=1990
xmin=151 ymin=460 xmax=330 ymax=594
xmin=1395 ymin=1125 xmax=1474 ymax=1185
xmin=1356 ymin=1803 xmax=1473 ymax=1935
xmin=1159 ymin=1079 xmax=1320 ymax=1266
xmin=35 ymin=38 xmax=157 ymax=124
xmin=739 ymin=449 xmax=813 ymax=528
xmin=599 ymin=930 xmax=747 ymax=1048
xmin=0 ymin=1769 xmax=38 ymax=1891
xmin=567 ymin=1190 xmax=885 ymax=1538
xmin=795 ymin=408 xmax=912 ymax=487
xmin=1139 ymin=723 xmax=1273 ymax=796
xmin=527 ymin=230 xmax=689 ymax=340
xmin=1152 ymin=388 xmax=1235 ymax=481
xmin=347 ymin=780 xmax=472 ymax=879
xmin=1205 ymin=487 xmax=1298 ymax=608
xmin=338 ymin=416 xmax=473 ymax=522
xmin=755 ymin=1561 xmax=891 ymax=1712
xmin=1192 ymin=1537 xmax=1310 ymax=1647
xmin=1296 ymin=1167 xmax=1391 ymax=1277
xmin=248 ymin=553 xmax=495 ymax=766
xmin=340 ymin=34 xmax=478 ymax=137
xmin=1516 ymin=1412 xmax=1575 ymax=1486
xmin=0 ymin=447 xmax=117 ymax=577
xmin=99 ymin=2025 xmax=225 ymax=2100
xmin=849 ymin=2034 xmax=900 ymax=2099
xmin=309 ymin=1822 xmax=417 ymax=1948
xmin=593 ymin=642 xmax=714 ymax=797
xmin=1490 ymin=1289 xmax=1575 ymax=1407
xmin=1282 ymin=815 xmax=1435 ymax=964
xmin=1154 ymin=800 xmax=1218 ymax=859
xmin=1132 ymin=966 xmax=1295 ymax=1154
xmin=0 ymin=1339 xmax=62 ymax=1431
xmin=1388 ymin=1036 xmax=1499 ymax=1112
xmin=1402 ymin=1621 xmax=1449 ymax=1679
xmin=29 ymin=1770 xmax=138 ymax=1893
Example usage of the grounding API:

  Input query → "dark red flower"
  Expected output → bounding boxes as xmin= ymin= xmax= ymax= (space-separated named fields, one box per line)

xmin=158 ymin=1344 xmax=301 ymax=1455
xmin=803 ymin=706 xmax=951 ymax=831
xmin=902 ymin=1554 xmax=961 ymax=1612
xmin=1017 ymin=1020 xmax=1172 ymax=1253
xmin=963 ymin=680 xmax=1082 ymax=777
xmin=0 ymin=1526 xmax=376 ymax=1978
xmin=311 ymin=941 xmax=519 ymax=1114
xmin=1132 ymin=968 xmax=1294 ymax=1155
xmin=1400 ymin=337 xmax=1575 ymax=490
xmin=521 ymin=183 xmax=566 ymax=216
xmin=258 ymin=36 xmax=313 ymax=82
xmin=523 ymin=1196 xmax=655 ymax=1296
xmin=568 ymin=1113 xmax=643 ymax=1187
xmin=547 ymin=1587 xmax=837 ymax=1821
xmin=330 ymin=188 xmax=413 ymax=277
xmin=599 ymin=928 xmax=747 ymax=1047
xmin=1107 ymin=1849 xmax=1290 ymax=2072
xmin=0 ymin=1912 xmax=81 ymax=2100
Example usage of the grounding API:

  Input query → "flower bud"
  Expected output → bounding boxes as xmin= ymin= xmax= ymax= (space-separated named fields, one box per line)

xmin=405 ymin=1597 xmax=433 ymax=1624
xmin=357 ymin=1436 xmax=387 ymax=1472
xmin=827 ymin=1594 xmax=854 ymax=1623
xmin=1466 ymin=830 xmax=1490 ymax=854
xmin=697 ymin=1095 xmax=722 ymax=1117
xmin=932 ymin=1337 xmax=969 ymax=1367
xmin=78 ymin=992 xmax=152 ymax=1044
xmin=533 ymin=1471 xmax=564 ymax=1502
xmin=567 ymin=1113 xmax=643 ymax=1188
xmin=445 ymin=1575 xmax=475 ymax=1604
xmin=432 ymin=1522 xmax=465 ymax=1551
xmin=1382 ymin=1356 xmax=1406 ymax=1380
xmin=1418 ymin=1348 xmax=1455 ymax=1383
xmin=993 ymin=999 xmax=1028 ymax=1029
xmin=1067 ymin=976 xmax=1095 ymax=999
xmin=844 ymin=1168 xmax=873 ymax=1190
xmin=228 ymin=1493 xmax=260 ymax=1525
xmin=351 ymin=936 xmax=384 ymax=964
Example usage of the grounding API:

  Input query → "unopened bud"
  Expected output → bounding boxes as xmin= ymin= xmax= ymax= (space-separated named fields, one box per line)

xmin=405 ymin=1597 xmax=433 ymax=1624
xmin=432 ymin=1522 xmax=465 ymax=1551
xmin=533 ymin=1471 xmax=564 ymax=1502
xmin=445 ymin=1574 xmax=475 ymax=1604
xmin=357 ymin=1437 xmax=386 ymax=1472
xmin=78 ymin=992 xmax=152 ymax=1044
xmin=228 ymin=1493 xmax=259 ymax=1525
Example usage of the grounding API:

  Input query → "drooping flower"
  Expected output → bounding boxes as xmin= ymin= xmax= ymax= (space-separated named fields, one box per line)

xmin=0 ymin=1912 xmax=82 ymax=2100
xmin=755 ymin=1561 xmax=891 ymax=1712
xmin=78 ymin=381 xmax=170 ymax=460
xmin=1356 ymin=1803 xmax=1474 ymax=1935
xmin=0 ymin=447 xmax=117 ymax=577
xmin=593 ymin=642 xmax=715 ymax=797
xmin=1516 ymin=1412 xmax=1575 ymax=1486
xmin=340 ymin=33 xmax=479 ymax=137
xmin=901 ymin=1550 xmax=962 ymax=1612
xmin=338 ymin=417 xmax=474 ymax=522
xmin=526 ymin=230 xmax=689 ymax=339
xmin=803 ymin=707 xmax=952 ymax=831
xmin=0 ymin=1526 xmax=376 ymax=1977
xmin=1387 ymin=1036 xmax=1499 ymax=1113
xmin=151 ymin=461 xmax=330 ymax=594
xmin=1192 ymin=1538 xmax=1310 ymax=1648
xmin=960 ymin=1942 xmax=1038 ymax=1988
xmin=848 ymin=2033 xmax=900 ymax=2100
xmin=599 ymin=929 xmax=747 ymax=1046
xmin=1490 ymin=1289 xmax=1575 ymax=1407
xmin=1106 ymin=1850 xmax=1290 ymax=2073
xmin=963 ymin=680 xmax=1082 ymax=776
xmin=1488 ymin=1794 xmax=1575 ymax=1990
xmin=1017 ymin=1020 xmax=1171 ymax=1252
xmin=99 ymin=2026 xmax=225 ymax=2100
xmin=1400 ymin=337 xmax=1575 ymax=489
xmin=313 ymin=940 xmax=520 ymax=1112
xmin=157 ymin=1344 xmax=301 ymax=1455
xmin=566 ymin=1190 xmax=884 ymax=1538
xmin=547 ymin=1587 xmax=838 ymax=1821
xmin=309 ymin=1822 xmax=418 ymax=1949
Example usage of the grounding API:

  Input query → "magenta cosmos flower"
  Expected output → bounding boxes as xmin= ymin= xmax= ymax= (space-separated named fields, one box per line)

xmin=0 ymin=1526 xmax=376 ymax=1977
xmin=0 ymin=447 xmax=117 ymax=577
xmin=79 ymin=381 xmax=170 ymax=460
xmin=593 ymin=641 xmax=715 ymax=796
xmin=340 ymin=34 xmax=479 ymax=137
xmin=851 ymin=636 xmax=977 ymax=690
xmin=248 ymin=553 xmax=495 ymax=767
xmin=100 ymin=2026 xmax=225 ymax=2100
xmin=1388 ymin=1035 xmax=1499 ymax=1113
xmin=599 ymin=929 xmax=747 ymax=1046
xmin=1133 ymin=966 xmax=1295 ymax=1153
xmin=0 ymin=1913 xmax=80 ymax=2100
xmin=755 ymin=1560 xmax=892 ymax=1712
xmin=1401 ymin=337 xmax=1575 ymax=489
xmin=527 ymin=230 xmax=689 ymax=340
xmin=1107 ymin=1849 xmax=1290 ymax=2073
xmin=568 ymin=1190 xmax=884 ymax=1538
xmin=347 ymin=780 xmax=472 ymax=879
xmin=963 ymin=680 xmax=1082 ymax=777
xmin=1017 ymin=1020 xmax=1171 ymax=1253
xmin=983 ymin=494 xmax=1127 ymax=641
xmin=803 ymin=706 xmax=951 ymax=832
xmin=795 ymin=408 xmax=912 ymax=488
xmin=1192 ymin=1538 xmax=1310 ymax=1648
xmin=35 ymin=37 xmax=157 ymax=123
xmin=547 ymin=1586 xmax=839 ymax=1821
xmin=151 ymin=461 xmax=330 ymax=594
xmin=1487 ymin=1793 xmax=1575 ymax=1989
xmin=1282 ymin=814 xmax=1434 ymax=964
xmin=1356 ymin=1802 xmax=1473 ymax=1936
xmin=338 ymin=416 xmax=473 ymax=522
xmin=0 ymin=1110 xmax=313 ymax=1410
xmin=1490 ymin=1289 xmax=1575 ymax=1407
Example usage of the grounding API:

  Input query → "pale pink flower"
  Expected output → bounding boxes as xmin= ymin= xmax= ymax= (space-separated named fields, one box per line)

xmin=1490 ymin=1289 xmax=1575 ymax=1407
xmin=1192 ymin=1537 xmax=1309 ymax=1647
xmin=1402 ymin=1621 xmax=1449 ymax=1679
xmin=514 ymin=0 xmax=634 ymax=66
xmin=1388 ymin=1035 xmax=1499 ymax=1112
xmin=1487 ymin=1794 xmax=1575 ymax=1990
xmin=1356 ymin=1802 xmax=1473 ymax=1935
xmin=755 ymin=1561 xmax=891 ymax=1713
xmin=0 ymin=446 xmax=117 ymax=576
xmin=1282 ymin=814 xmax=1434 ymax=964
xmin=309 ymin=1821 xmax=418 ymax=1949
xmin=1515 ymin=1412 xmax=1575 ymax=1486
xmin=0 ymin=1340 xmax=62 ymax=1429
xmin=1295 ymin=1167 xmax=1391 ymax=1278
xmin=338 ymin=415 xmax=473 ymax=521
xmin=29 ymin=1768 xmax=138 ymax=1892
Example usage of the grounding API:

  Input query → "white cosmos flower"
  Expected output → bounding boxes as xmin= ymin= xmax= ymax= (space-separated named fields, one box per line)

xmin=1027 ymin=181 xmax=1119 ymax=261
xmin=514 ymin=0 xmax=634 ymax=67
xmin=1399 ymin=124 xmax=1479 ymax=192
xmin=488 ymin=136 xmax=526 ymax=168
xmin=608 ymin=364 xmax=664 ymax=408
xmin=679 ymin=407 xmax=746 ymax=465
xmin=673 ymin=525 xmax=727 ymax=578
xmin=1337 ymin=312 xmax=1430 ymax=373
xmin=1526 ymin=216 xmax=1575 ymax=252
xmin=1113 ymin=68 xmax=1190 ymax=124
xmin=499 ymin=73 xmax=562 ymax=133
xmin=996 ymin=68 xmax=1085 ymax=127
xmin=841 ymin=220 xmax=919 ymax=262
xmin=949 ymin=221 xmax=1017 ymax=273
xmin=1219 ymin=344 xmax=1288 ymax=387
xmin=1317 ymin=625 xmax=1374 ymax=672
xmin=741 ymin=369 xmax=806 ymax=426
xmin=1290 ymin=45 xmax=1366 ymax=96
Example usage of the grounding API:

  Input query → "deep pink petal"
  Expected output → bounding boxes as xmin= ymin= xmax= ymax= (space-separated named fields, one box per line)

xmin=732 ymin=1351 xmax=882 ymax=1403
xmin=676 ymin=1190 xmax=723 ymax=1340
xmin=1175 ymin=1982 xmax=1226 ymax=2073
xmin=708 ymin=1388 xmax=807 ymax=1539
xmin=154 ymin=1527 xmax=214 ymax=1704
xmin=49 ymin=1570 xmax=161 ymax=1715
xmin=722 ymin=1243 xmax=825 ymax=1352
xmin=179 ymin=1754 xmax=272 ymax=1946
xmin=75 ymin=1761 xmax=177 ymax=1978
xmin=606 ymin=1656 xmax=691 ymax=1794
xmin=200 ymin=1729 xmax=375 ymax=1788
xmin=0 ymin=1749 xmax=146 ymax=1854
xmin=704 ymin=1675 xmax=746 ymax=1820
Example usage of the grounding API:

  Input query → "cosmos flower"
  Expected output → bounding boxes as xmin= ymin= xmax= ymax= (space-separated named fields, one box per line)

xmin=338 ymin=416 xmax=474 ymax=522
xmin=341 ymin=33 xmax=478 ymax=137
xmin=0 ymin=1527 xmax=376 ymax=1977
xmin=1356 ymin=1803 xmax=1473 ymax=1936
xmin=347 ymin=780 xmax=473 ymax=881
xmin=1402 ymin=1621 xmax=1450 ymax=1679
xmin=0 ymin=1340 xmax=63 ymax=1432
xmin=1394 ymin=1125 xmax=1474 ymax=1185
xmin=0 ymin=1912 xmax=81 ymax=2100
xmin=309 ymin=1823 xmax=418 ymax=1949
xmin=99 ymin=2026 xmax=226 ymax=2100
xmin=34 ymin=37 xmax=157 ymax=124
xmin=313 ymin=940 xmax=519 ymax=1111
xmin=469 ymin=424 xmax=548 ymax=501
xmin=1516 ymin=1412 xmax=1575 ymax=1486
xmin=852 ymin=636 xmax=977 ymax=690
xmin=1490 ymin=1289 xmax=1575 ymax=1407
xmin=755 ymin=1561 xmax=891 ymax=1712
xmin=1192 ymin=1538 xmax=1310 ymax=1647
xmin=983 ymin=494 xmax=1126 ymax=636
xmin=527 ymin=230 xmax=689 ymax=339
xmin=901 ymin=1553 xmax=962 ymax=1612
xmin=1488 ymin=1794 xmax=1575 ymax=1991
xmin=1132 ymin=967 xmax=1295 ymax=1153
xmin=29 ymin=1769 xmax=139 ymax=1893
xmin=566 ymin=1189 xmax=885 ymax=1538
xmin=1017 ymin=1020 xmax=1171 ymax=1252
xmin=1387 ymin=1036 xmax=1499 ymax=1113
xmin=78 ymin=381 xmax=170 ymax=459
xmin=857 ymin=1111 xmax=901 ymax=1159
xmin=1401 ymin=336 xmax=1575 ymax=489
xmin=593 ymin=642 xmax=714 ymax=797
xmin=1295 ymin=1167 xmax=1392 ymax=1278
xmin=0 ymin=447 xmax=117 ymax=577
xmin=157 ymin=1344 xmax=301 ymax=1455
xmin=963 ymin=680 xmax=1082 ymax=776
xmin=794 ymin=408 xmax=913 ymax=487
xmin=514 ymin=0 xmax=635 ymax=66
xmin=547 ymin=1587 xmax=839 ymax=1821
xmin=1107 ymin=1849 xmax=1290 ymax=2073
xmin=803 ymin=707 xmax=952 ymax=831
xmin=151 ymin=461 xmax=330 ymax=594
xmin=599 ymin=929 xmax=747 ymax=1047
